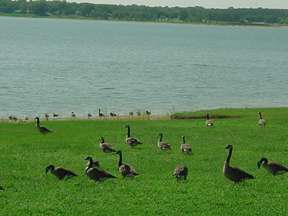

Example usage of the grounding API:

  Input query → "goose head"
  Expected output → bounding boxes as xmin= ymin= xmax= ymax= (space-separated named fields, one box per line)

xmin=225 ymin=144 xmax=233 ymax=150
xmin=115 ymin=150 xmax=122 ymax=155
xmin=257 ymin=157 xmax=268 ymax=168
xmin=99 ymin=137 xmax=105 ymax=143
xmin=45 ymin=165 xmax=55 ymax=175
xmin=85 ymin=156 xmax=93 ymax=161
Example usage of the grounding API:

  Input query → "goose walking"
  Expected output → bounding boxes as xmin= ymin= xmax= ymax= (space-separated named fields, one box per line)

xmin=85 ymin=157 xmax=116 ymax=181
xmin=35 ymin=117 xmax=52 ymax=135
xmin=116 ymin=150 xmax=138 ymax=177
xmin=173 ymin=165 xmax=188 ymax=180
xmin=257 ymin=158 xmax=288 ymax=175
xmin=180 ymin=136 xmax=192 ymax=154
xmin=157 ymin=133 xmax=171 ymax=150
xmin=45 ymin=165 xmax=77 ymax=180
xmin=125 ymin=125 xmax=142 ymax=147
xmin=99 ymin=137 xmax=116 ymax=153
xmin=206 ymin=113 xmax=214 ymax=127
xmin=258 ymin=112 xmax=266 ymax=127
xmin=223 ymin=145 xmax=254 ymax=183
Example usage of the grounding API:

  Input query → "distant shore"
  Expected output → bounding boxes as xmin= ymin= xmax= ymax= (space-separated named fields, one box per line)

xmin=1 ymin=13 xmax=287 ymax=28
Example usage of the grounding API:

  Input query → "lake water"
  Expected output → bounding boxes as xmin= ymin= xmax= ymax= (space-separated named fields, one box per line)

xmin=1 ymin=17 xmax=288 ymax=118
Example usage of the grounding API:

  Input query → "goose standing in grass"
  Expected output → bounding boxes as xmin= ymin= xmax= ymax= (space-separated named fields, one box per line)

xmin=116 ymin=150 xmax=138 ymax=177
xmin=85 ymin=156 xmax=100 ymax=168
xmin=99 ymin=137 xmax=116 ymax=153
xmin=45 ymin=165 xmax=77 ymax=180
xmin=257 ymin=157 xmax=288 ymax=175
xmin=173 ymin=165 xmax=188 ymax=180
xmin=258 ymin=112 xmax=266 ymax=127
xmin=157 ymin=133 xmax=171 ymax=150
xmin=180 ymin=136 xmax=192 ymax=154
xmin=85 ymin=157 xmax=116 ymax=181
xmin=45 ymin=113 xmax=49 ymax=121
xmin=71 ymin=112 xmax=76 ymax=118
xmin=205 ymin=113 xmax=214 ymax=127
xmin=223 ymin=145 xmax=254 ymax=183
xmin=125 ymin=125 xmax=142 ymax=146
xmin=35 ymin=117 xmax=52 ymax=135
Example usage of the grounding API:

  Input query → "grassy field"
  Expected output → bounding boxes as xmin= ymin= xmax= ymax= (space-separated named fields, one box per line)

xmin=0 ymin=107 xmax=288 ymax=215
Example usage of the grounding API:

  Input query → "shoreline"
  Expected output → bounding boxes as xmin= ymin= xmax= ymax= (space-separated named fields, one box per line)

xmin=1 ymin=106 xmax=287 ymax=122
xmin=1 ymin=13 xmax=287 ymax=28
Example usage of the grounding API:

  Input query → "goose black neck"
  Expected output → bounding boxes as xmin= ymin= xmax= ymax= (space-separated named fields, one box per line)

xmin=226 ymin=147 xmax=233 ymax=164
xmin=159 ymin=133 xmax=163 ymax=142
xmin=206 ymin=114 xmax=209 ymax=120
xmin=259 ymin=112 xmax=262 ymax=119
xmin=127 ymin=126 xmax=130 ymax=137
xmin=118 ymin=151 xmax=122 ymax=167
xmin=182 ymin=136 xmax=186 ymax=144
xmin=36 ymin=118 xmax=40 ymax=127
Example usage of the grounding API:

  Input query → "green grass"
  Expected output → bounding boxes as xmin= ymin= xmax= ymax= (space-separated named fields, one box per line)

xmin=0 ymin=107 xmax=288 ymax=215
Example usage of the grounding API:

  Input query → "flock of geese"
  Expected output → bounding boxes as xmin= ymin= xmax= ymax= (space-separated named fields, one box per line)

xmin=1 ymin=111 xmax=287 ymax=190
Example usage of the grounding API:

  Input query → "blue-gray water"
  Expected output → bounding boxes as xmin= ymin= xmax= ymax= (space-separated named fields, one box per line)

xmin=1 ymin=17 xmax=288 ymax=117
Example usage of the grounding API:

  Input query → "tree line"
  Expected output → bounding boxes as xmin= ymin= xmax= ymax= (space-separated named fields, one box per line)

xmin=1 ymin=0 xmax=288 ymax=25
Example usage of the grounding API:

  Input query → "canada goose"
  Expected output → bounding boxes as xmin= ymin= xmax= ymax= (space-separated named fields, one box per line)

xmin=145 ymin=110 xmax=151 ymax=116
xmin=206 ymin=113 xmax=214 ymax=127
xmin=45 ymin=113 xmax=49 ymax=121
xmin=223 ymin=145 xmax=254 ymax=183
xmin=53 ymin=113 xmax=59 ymax=118
xmin=84 ymin=157 xmax=115 ymax=181
xmin=99 ymin=137 xmax=116 ymax=153
xmin=258 ymin=112 xmax=266 ymax=127
xmin=125 ymin=125 xmax=142 ymax=146
xmin=35 ymin=117 xmax=52 ymax=134
xmin=88 ymin=113 xmax=92 ymax=118
xmin=110 ymin=112 xmax=117 ymax=117
xmin=116 ymin=150 xmax=138 ymax=177
xmin=180 ymin=136 xmax=192 ymax=154
xmin=71 ymin=112 xmax=76 ymax=118
xmin=85 ymin=156 xmax=100 ymax=168
xmin=45 ymin=165 xmax=77 ymax=180
xmin=157 ymin=133 xmax=171 ymax=150
xmin=257 ymin=157 xmax=288 ymax=175
xmin=98 ymin=109 xmax=104 ymax=117
xmin=173 ymin=165 xmax=188 ymax=180
xmin=8 ymin=115 xmax=17 ymax=121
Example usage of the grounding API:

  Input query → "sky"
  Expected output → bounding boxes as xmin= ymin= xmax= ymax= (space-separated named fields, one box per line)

xmin=72 ymin=0 xmax=288 ymax=9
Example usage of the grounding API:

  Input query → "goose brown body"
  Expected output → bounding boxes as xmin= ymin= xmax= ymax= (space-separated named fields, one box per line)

xmin=180 ymin=136 xmax=191 ymax=154
xmin=223 ymin=145 xmax=254 ymax=183
xmin=125 ymin=125 xmax=142 ymax=147
xmin=35 ymin=117 xmax=52 ymax=135
xmin=257 ymin=158 xmax=288 ymax=175
xmin=46 ymin=165 xmax=77 ymax=180
xmin=116 ymin=151 xmax=138 ymax=177
xmin=85 ymin=157 xmax=116 ymax=181
xmin=158 ymin=133 xmax=171 ymax=150
xmin=99 ymin=137 xmax=116 ymax=153
xmin=173 ymin=165 xmax=188 ymax=180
